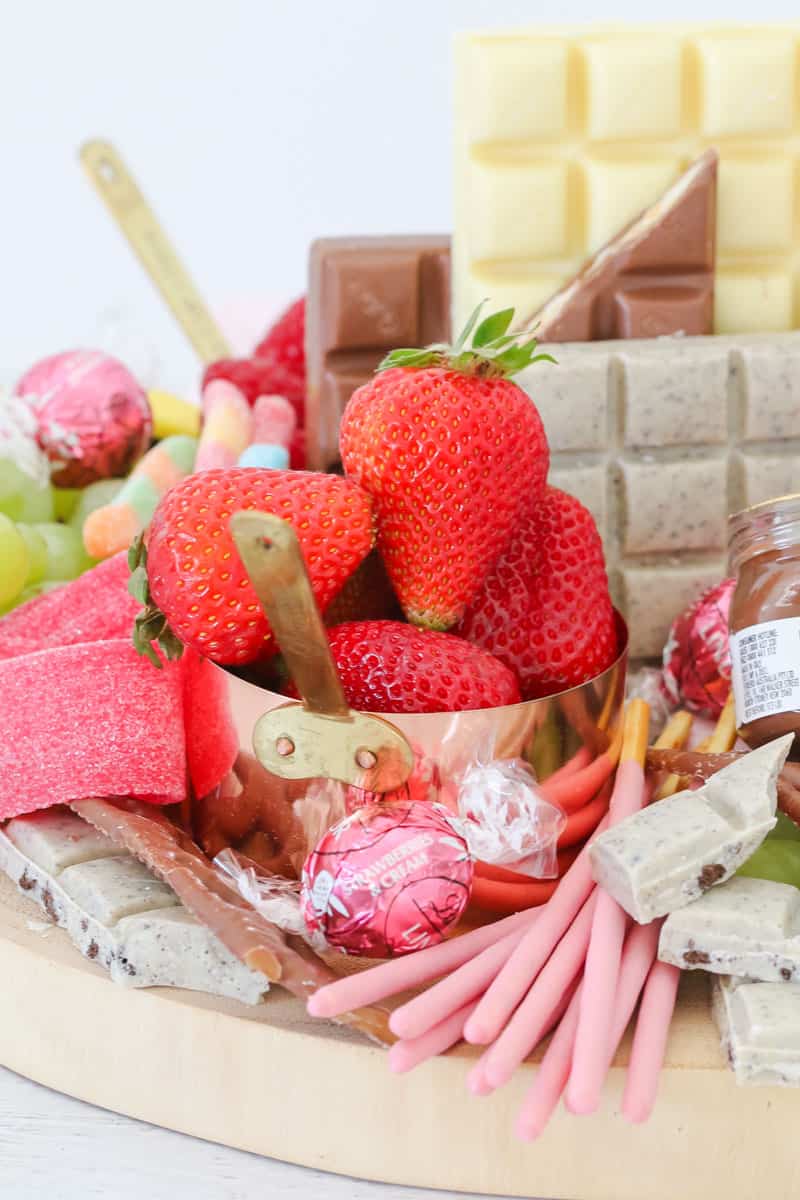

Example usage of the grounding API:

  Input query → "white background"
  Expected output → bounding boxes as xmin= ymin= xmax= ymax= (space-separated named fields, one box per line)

xmin=2 ymin=0 xmax=797 ymax=400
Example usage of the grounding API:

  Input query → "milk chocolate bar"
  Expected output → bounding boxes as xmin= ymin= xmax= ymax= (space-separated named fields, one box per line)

xmin=660 ymin=875 xmax=800 ymax=983
xmin=0 ymin=809 xmax=270 ymax=1004
xmin=453 ymin=25 xmax=800 ymax=334
xmin=590 ymin=737 xmax=791 ymax=923
xmin=306 ymin=235 xmax=450 ymax=470
xmin=526 ymin=151 xmax=717 ymax=341
xmin=712 ymin=975 xmax=800 ymax=1087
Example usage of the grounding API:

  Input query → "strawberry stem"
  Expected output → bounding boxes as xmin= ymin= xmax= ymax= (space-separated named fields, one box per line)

xmin=128 ymin=533 xmax=185 ymax=668
xmin=377 ymin=301 xmax=557 ymax=378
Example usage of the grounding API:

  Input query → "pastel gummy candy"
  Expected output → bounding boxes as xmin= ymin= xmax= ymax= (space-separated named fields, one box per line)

xmin=82 ymin=434 xmax=198 ymax=560
xmin=196 ymin=380 xmax=253 ymax=471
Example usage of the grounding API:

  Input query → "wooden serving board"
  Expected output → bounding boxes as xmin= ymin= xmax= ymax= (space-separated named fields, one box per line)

xmin=0 ymin=871 xmax=797 ymax=1200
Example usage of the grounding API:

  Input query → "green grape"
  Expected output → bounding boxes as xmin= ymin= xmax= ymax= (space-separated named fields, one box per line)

xmin=0 ymin=513 xmax=30 ymax=606
xmin=769 ymin=812 xmax=800 ymax=843
xmin=738 ymin=839 xmax=800 ymax=889
xmin=0 ymin=458 xmax=54 ymax=522
xmin=53 ymin=487 xmax=80 ymax=521
xmin=34 ymin=523 xmax=92 ymax=581
xmin=15 ymin=524 xmax=48 ymax=585
xmin=68 ymin=478 xmax=124 ymax=531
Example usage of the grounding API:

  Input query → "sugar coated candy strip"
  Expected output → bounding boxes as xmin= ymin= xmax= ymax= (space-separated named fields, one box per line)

xmin=0 ymin=638 xmax=186 ymax=819
xmin=0 ymin=553 xmax=138 ymax=660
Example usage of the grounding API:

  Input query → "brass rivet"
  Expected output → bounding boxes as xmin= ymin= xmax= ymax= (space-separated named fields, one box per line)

xmin=356 ymin=748 xmax=377 ymax=770
xmin=276 ymin=736 xmax=295 ymax=757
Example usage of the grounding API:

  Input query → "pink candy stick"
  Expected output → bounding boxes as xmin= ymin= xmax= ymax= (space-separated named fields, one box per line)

xmin=389 ymin=1000 xmax=477 ymax=1075
xmin=516 ymin=983 xmax=583 ymax=1142
xmin=481 ymin=892 xmax=597 ymax=1088
xmin=251 ymin=394 xmax=296 ymax=447
xmin=308 ymin=906 xmax=538 ymax=1018
xmin=515 ymin=921 xmax=660 ymax=1143
xmin=463 ymin=815 xmax=610 ymax=1046
xmin=622 ymin=960 xmax=680 ymax=1125
xmin=390 ymin=923 xmax=531 ymax=1041
xmin=566 ymin=759 xmax=646 ymax=1115
xmin=608 ymin=920 xmax=662 ymax=1057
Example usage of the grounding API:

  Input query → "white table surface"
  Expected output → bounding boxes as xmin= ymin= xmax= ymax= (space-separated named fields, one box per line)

xmin=0 ymin=1065 xmax=515 ymax=1200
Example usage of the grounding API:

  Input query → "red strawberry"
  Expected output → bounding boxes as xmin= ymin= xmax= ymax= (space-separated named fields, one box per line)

xmin=458 ymin=486 xmax=618 ymax=699
xmin=339 ymin=305 xmax=551 ymax=630
xmin=253 ymin=296 xmax=305 ymax=378
xmin=131 ymin=469 xmax=374 ymax=667
xmin=305 ymin=620 xmax=521 ymax=714
xmin=323 ymin=550 xmax=402 ymax=625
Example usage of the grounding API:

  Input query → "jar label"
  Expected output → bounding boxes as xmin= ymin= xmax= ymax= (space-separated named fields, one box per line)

xmin=730 ymin=618 xmax=800 ymax=726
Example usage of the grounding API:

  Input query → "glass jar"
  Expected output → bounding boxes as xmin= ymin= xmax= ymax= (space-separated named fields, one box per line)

xmin=728 ymin=493 xmax=800 ymax=755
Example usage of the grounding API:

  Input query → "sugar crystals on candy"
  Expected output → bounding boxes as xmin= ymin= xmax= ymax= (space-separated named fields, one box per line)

xmin=0 ymin=638 xmax=185 ymax=819
xmin=0 ymin=553 xmax=139 ymax=660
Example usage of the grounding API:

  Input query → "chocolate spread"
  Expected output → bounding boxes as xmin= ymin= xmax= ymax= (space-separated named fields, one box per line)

xmin=728 ymin=495 xmax=800 ymax=756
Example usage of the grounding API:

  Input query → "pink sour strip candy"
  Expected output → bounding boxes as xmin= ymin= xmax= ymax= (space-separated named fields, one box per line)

xmin=480 ymin=891 xmax=598 ymax=1089
xmin=389 ymin=1000 xmax=478 ymax=1075
xmin=195 ymin=380 xmax=253 ymax=471
xmin=462 ymin=815 xmax=610 ymax=1046
xmin=308 ymin=906 xmax=538 ymax=1019
xmin=389 ymin=922 xmax=533 ymax=1041
xmin=621 ymin=959 xmax=681 ymax=1125
xmin=251 ymin=394 xmax=296 ymax=447
xmin=566 ymin=759 xmax=647 ymax=1116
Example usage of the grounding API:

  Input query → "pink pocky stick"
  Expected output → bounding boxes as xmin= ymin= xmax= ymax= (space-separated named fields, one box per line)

xmin=463 ymin=815 xmax=609 ymax=1046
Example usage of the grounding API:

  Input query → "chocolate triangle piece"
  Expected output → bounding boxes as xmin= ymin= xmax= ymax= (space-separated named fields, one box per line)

xmin=526 ymin=150 xmax=718 ymax=342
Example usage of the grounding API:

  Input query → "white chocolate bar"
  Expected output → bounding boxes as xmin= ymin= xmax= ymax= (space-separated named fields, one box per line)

xmin=590 ymin=737 xmax=791 ymax=923
xmin=453 ymin=25 xmax=800 ymax=334
xmin=712 ymin=975 xmax=800 ymax=1087
xmin=0 ymin=810 xmax=268 ymax=1004
xmin=517 ymin=332 xmax=800 ymax=658
xmin=659 ymin=876 xmax=800 ymax=984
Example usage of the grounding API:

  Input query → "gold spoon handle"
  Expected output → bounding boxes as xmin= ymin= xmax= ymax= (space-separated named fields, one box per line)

xmin=229 ymin=510 xmax=350 ymax=718
xmin=79 ymin=138 xmax=231 ymax=364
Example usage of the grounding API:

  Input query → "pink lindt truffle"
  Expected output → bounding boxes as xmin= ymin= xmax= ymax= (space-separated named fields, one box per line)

xmin=662 ymin=578 xmax=735 ymax=718
xmin=301 ymin=801 xmax=473 ymax=958
xmin=15 ymin=350 xmax=152 ymax=487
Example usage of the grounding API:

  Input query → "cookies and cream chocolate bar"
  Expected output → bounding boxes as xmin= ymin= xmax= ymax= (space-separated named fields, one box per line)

xmin=590 ymin=736 xmax=792 ymax=924
xmin=0 ymin=809 xmax=270 ymax=1004
xmin=712 ymin=975 xmax=800 ymax=1087
xmin=659 ymin=875 xmax=800 ymax=984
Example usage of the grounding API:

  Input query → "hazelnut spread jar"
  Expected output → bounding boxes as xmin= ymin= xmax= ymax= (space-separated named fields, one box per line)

xmin=729 ymin=494 xmax=800 ymax=756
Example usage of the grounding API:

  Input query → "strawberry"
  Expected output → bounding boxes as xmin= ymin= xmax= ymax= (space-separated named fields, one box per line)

xmin=130 ymin=468 xmax=374 ymax=667
xmin=339 ymin=305 xmax=551 ymax=630
xmin=253 ymin=296 xmax=305 ymax=379
xmin=458 ymin=486 xmax=618 ymax=699
xmin=306 ymin=619 xmax=521 ymax=714
xmin=322 ymin=549 xmax=402 ymax=625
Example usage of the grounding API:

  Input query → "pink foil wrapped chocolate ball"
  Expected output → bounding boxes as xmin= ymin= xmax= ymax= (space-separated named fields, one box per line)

xmin=15 ymin=350 xmax=152 ymax=487
xmin=662 ymin=577 xmax=735 ymax=718
xmin=301 ymin=801 xmax=473 ymax=958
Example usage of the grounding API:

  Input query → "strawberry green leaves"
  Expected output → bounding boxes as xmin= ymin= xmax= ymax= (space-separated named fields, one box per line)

xmin=377 ymin=301 xmax=557 ymax=379
xmin=128 ymin=534 xmax=184 ymax=669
